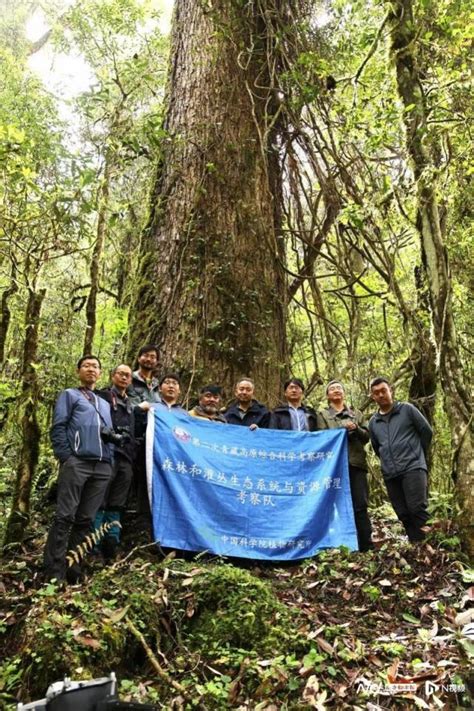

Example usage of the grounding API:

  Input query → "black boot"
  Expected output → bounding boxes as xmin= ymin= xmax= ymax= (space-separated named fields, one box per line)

xmin=66 ymin=563 xmax=85 ymax=584
xmin=101 ymin=536 xmax=118 ymax=563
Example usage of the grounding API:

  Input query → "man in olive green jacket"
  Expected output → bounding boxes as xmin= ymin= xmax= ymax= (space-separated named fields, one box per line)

xmin=317 ymin=380 xmax=373 ymax=551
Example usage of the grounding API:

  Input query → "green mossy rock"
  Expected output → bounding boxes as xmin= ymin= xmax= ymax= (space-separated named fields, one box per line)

xmin=182 ymin=564 xmax=294 ymax=654
xmin=13 ymin=560 xmax=166 ymax=699
xmin=7 ymin=558 xmax=299 ymax=703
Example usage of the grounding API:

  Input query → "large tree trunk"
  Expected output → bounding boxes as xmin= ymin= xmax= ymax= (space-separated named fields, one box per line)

xmin=387 ymin=0 xmax=473 ymax=558
xmin=128 ymin=0 xmax=293 ymax=403
xmin=3 ymin=287 xmax=45 ymax=548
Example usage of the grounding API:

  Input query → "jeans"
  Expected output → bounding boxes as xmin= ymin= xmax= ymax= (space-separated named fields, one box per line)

xmin=94 ymin=455 xmax=133 ymax=544
xmin=43 ymin=456 xmax=112 ymax=580
xmin=385 ymin=469 xmax=429 ymax=542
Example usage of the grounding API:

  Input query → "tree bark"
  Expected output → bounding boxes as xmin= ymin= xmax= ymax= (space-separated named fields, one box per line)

xmin=407 ymin=267 xmax=437 ymax=426
xmin=0 ymin=279 xmax=18 ymax=364
xmin=83 ymin=154 xmax=112 ymax=355
xmin=387 ymin=0 xmax=473 ymax=558
xmin=3 ymin=287 xmax=46 ymax=548
xmin=128 ymin=0 xmax=294 ymax=403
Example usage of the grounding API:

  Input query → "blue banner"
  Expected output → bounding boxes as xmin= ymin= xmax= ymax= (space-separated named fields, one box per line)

xmin=146 ymin=409 xmax=357 ymax=560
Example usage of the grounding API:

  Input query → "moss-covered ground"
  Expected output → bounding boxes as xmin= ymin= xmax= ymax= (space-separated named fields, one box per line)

xmin=1 ymin=510 xmax=473 ymax=709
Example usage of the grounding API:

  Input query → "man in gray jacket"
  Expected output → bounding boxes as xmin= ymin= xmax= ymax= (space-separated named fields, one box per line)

xmin=44 ymin=355 xmax=114 ymax=582
xmin=369 ymin=377 xmax=433 ymax=542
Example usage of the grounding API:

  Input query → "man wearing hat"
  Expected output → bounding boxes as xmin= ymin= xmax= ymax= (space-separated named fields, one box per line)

xmin=269 ymin=378 xmax=318 ymax=431
xmin=188 ymin=385 xmax=227 ymax=423
xmin=317 ymin=380 xmax=374 ymax=552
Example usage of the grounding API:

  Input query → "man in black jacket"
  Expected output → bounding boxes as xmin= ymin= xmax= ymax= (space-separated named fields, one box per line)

xmin=96 ymin=364 xmax=149 ymax=559
xmin=270 ymin=378 xmax=318 ymax=431
xmin=223 ymin=378 xmax=270 ymax=429
xmin=369 ymin=377 xmax=433 ymax=542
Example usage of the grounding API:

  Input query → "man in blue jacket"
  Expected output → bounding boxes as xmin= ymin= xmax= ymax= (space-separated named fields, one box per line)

xmin=43 ymin=355 xmax=114 ymax=582
xmin=369 ymin=377 xmax=433 ymax=543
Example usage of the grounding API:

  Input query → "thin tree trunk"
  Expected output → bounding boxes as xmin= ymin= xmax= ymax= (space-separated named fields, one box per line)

xmin=0 ymin=266 xmax=18 ymax=365
xmin=407 ymin=267 xmax=437 ymax=426
xmin=128 ymin=0 xmax=300 ymax=403
xmin=83 ymin=154 xmax=113 ymax=355
xmin=117 ymin=206 xmax=137 ymax=308
xmin=387 ymin=0 xmax=473 ymax=557
xmin=3 ymin=287 xmax=46 ymax=548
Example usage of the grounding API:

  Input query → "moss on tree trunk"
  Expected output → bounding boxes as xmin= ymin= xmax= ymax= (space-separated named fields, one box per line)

xmin=128 ymin=0 xmax=295 ymax=403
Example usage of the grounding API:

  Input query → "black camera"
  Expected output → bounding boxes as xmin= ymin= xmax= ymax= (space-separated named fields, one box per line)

xmin=100 ymin=426 xmax=131 ymax=446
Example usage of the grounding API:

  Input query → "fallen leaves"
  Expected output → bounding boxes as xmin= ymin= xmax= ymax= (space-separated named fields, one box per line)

xmin=315 ymin=636 xmax=335 ymax=656
xmin=1 ymin=516 xmax=472 ymax=710
xmin=302 ymin=676 xmax=328 ymax=709
xmin=74 ymin=634 xmax=101 ymax=650
xmin=101 ymin=604 xmax=130 ymax=624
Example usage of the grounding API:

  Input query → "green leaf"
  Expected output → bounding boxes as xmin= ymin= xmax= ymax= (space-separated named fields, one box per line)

xmin=402 ymin=613 xmax=420 ymax=624
xmin=461 ymin=568 xmax=474 ymax=583
xmin=459 ymin=639 xmax=474 ymax=658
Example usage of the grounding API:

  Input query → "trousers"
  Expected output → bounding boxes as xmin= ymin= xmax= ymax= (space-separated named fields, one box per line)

xmin=349 ymin=466 xmax=373 ymax=551
xmin=43 ymin=455 xmax=112 ymax=580
xmin=385 ymin=469 xmax=429 ymax=542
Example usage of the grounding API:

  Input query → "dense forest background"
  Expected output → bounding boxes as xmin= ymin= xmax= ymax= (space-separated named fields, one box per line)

xmin=0 ymin=0 xmax=472 ymax=707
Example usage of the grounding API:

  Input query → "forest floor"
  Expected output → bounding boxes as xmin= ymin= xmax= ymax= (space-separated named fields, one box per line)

xmin=1 ymin=507 xmax=473 ymax=710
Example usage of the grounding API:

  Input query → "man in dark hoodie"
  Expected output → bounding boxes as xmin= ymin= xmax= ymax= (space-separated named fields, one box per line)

xmin=369 ymin=377 xmax=433 ymax=542
xmin=269 ymin=378 xmax=318 ymax=431
xmin=223 ymin=378 xmax=270 ymax=429
xmin=44 ymin=355 xmax=114 ymax=582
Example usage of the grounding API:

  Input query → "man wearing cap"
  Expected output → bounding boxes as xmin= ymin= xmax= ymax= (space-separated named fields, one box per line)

xmin=369 ymin=377 xmax=433 ymax=543
xmin=317 ymin=380 xmax=373 ymax=551
xmin=189 ymin=385 xmax=227 ymax=423
xmin=269 ymin=378 xmax=318 ymax=431
xmin=223 ymin=377 xmax=270 ymax=430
